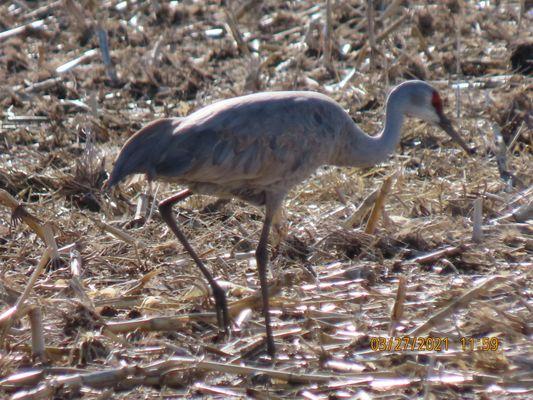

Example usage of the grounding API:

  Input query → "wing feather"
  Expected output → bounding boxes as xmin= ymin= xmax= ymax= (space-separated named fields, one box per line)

xmin=152 ymin=93 xmax=343 ymax=187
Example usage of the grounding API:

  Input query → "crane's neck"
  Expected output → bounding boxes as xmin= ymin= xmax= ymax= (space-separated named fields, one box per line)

xmin=334 ymin=89 xmax=407 ymax=168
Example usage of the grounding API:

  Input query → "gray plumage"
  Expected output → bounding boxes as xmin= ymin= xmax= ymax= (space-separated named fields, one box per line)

xmin=107 ymin=81 xmax=471 ymax=199
xmin=108 ymin=92 xmax=345 ymax=203
xmin=105 ymin=80 xmax=473 ymax=357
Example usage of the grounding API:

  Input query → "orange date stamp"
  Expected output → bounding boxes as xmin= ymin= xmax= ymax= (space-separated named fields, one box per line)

xmin=369 ymin=336 xmax=501 ymax=352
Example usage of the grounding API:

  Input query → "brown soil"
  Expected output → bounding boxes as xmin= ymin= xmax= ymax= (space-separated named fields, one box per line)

xmin=0 ymin=1 xmax=531 ymax=399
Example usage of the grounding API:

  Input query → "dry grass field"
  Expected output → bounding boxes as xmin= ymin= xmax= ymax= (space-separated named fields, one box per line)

xmin=0 ymin=0 xmax=531 ymax=398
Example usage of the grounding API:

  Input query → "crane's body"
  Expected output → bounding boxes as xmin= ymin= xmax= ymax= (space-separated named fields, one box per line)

xmin=105 ymin=80 xmax=473 ymax=358
xmin=109 ymin=91 xmax=376 ymax=204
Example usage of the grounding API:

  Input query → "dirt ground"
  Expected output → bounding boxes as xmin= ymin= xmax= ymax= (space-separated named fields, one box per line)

xmin=0 ymin=0 xmax=532 ymax=399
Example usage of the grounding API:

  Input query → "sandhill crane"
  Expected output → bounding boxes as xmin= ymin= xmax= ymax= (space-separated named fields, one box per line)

xmin=105 ymin=80 xmax=474 ymax=357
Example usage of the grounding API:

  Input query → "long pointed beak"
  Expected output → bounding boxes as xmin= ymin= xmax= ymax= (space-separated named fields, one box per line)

xmin=438 ymin=114 xmax=475 ymax=155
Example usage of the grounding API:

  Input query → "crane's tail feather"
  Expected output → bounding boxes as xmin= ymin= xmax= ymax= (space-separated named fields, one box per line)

xmin=103 ymin=118 xmax=180 ymax=189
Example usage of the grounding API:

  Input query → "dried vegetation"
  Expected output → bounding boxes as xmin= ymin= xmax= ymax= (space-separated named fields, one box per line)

xmin=0 ymin=0 xmax=532 ymax=399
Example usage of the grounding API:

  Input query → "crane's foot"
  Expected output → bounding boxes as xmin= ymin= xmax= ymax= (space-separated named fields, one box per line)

xmin=10 ymin=204 xmax=30 ymax=228
xmin=266 ymin=337 xmax=276 ymax=359
xmin=264 ymin=313 xmax=276 ymax=359
xmin=244 ymin=335 xmax=275 ymax=361
xmin=212 ymin=284 xmax=231 ymax=335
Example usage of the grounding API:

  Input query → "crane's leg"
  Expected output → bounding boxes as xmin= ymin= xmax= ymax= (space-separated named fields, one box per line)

xmin=158 ymin=189 xmax=230 ymax=334
xmin=256 ymin=195 xmax=283 ymax=358
xmin=271 ymin=206 xmax=288 ymax=248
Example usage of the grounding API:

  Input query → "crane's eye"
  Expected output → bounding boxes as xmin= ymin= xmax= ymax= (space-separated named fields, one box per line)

xmin=432 ymin=91 xmax=443 ymax=115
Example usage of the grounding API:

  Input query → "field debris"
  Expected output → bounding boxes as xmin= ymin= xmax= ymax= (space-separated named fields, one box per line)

xmin=0 ymin=0 xmax=531 ymax=399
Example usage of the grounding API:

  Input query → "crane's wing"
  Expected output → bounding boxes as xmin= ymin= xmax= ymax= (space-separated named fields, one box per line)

xmin=152 ymin=93 xmax=342 ymax=187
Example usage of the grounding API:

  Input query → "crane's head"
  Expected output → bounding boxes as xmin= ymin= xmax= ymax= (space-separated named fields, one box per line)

xmin=399 ymin=80 xmax=475 ymax=155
